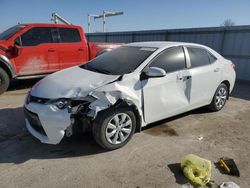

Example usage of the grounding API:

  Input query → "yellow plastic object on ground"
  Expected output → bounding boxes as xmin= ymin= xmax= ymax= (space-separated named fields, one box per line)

xmin=180 ymin=154 xmax=212 ymax=186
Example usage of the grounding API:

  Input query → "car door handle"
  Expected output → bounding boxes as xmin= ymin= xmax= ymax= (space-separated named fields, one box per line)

xmin=214 ymin=68 xmax=220 ymax=72
xmin=48 ymin=48 xmax=56 ymax=52
xmin=178 ymin=74 xmax=191 ymax=81
xmin=78 ymin=48 xmax=84 ymax=51
xmin=184 ymin=75 xmax=192 ymax=80
xmin=177 ymin=74 xmax=183 ymax=80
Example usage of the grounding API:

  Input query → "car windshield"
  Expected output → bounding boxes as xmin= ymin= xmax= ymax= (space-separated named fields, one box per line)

xmin=80 ymin=46 xmax=156 ymax=75
xmin=0 ymin=25 xmax=26 ymax=40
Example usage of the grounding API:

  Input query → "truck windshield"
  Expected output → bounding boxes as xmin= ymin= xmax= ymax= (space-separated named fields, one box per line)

xmin=0 ymin=25 xmax=26 ymax=40
xmin=80 ymin=46 xmax=156 ymax=75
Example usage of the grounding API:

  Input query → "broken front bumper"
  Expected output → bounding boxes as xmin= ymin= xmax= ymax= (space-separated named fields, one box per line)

xmin=24 ymin=102 xmax=71 ymax=144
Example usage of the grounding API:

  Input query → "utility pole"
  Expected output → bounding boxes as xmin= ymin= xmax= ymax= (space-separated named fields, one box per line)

xmin=51 ymin=13 xmax=71 ymax=25
xmin=103 ymin=11 xmax=106 ymax=33
xmin=88 ymin=11 xmax=123 ymax=33
xmin=87 ymin=14 xmax=99 ymax=33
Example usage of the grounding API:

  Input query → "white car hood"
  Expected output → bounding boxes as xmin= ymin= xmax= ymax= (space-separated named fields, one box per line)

xmin=30 ymin=66 xmax=120 ymax=99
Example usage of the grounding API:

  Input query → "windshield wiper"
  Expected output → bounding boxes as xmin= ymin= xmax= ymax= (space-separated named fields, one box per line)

xmin=81 ymin=64 xmax=111 ymax=74
xmin=95 ymin=68 xmax=111 ymax=74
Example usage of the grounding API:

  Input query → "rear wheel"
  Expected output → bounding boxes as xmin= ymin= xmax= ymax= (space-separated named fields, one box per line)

xmin=0 ymin=68 xmax=10 ymax=94
xmin=92 ymin=107 xmax=136 ymax=150
xmin=208 ymin=83 xmax=228 ymax=112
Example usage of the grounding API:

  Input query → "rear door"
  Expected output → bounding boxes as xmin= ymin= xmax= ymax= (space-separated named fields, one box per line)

xmin=142 ymin=46 xmax=192 ymax=123
xmin=14 ymin=27 xmax=60 ymax=75
xmin=57 ymin=27 xmax=88 ymax=69
xmin=185 ymin=46 xmax=222 ymax=108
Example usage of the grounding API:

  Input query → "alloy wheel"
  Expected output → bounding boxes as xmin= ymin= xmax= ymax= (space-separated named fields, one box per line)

xmin=215 ymin=87 xmax=227 ymax=109
xmin=105 ymin=113 xmax=132 ymax=145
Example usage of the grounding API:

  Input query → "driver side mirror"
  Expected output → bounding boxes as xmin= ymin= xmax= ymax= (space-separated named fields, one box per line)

xmin=143 ymin=67 xmax=166 ymax=78
xmin=9 ymin=38 xmax=22 ymax=57
xmin=9 ymin=45 xmax=21 ymax=57
xmin=14 ymin=37 xmax=21 ymax=46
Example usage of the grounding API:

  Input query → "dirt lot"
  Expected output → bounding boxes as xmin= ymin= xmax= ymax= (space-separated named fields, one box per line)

xmin=0 ymin=80 xmax=249 ymax=188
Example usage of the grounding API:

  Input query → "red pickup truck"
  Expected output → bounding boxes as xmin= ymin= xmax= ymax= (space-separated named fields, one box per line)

xmin=0 ymin=23 xmax=121 ymax=94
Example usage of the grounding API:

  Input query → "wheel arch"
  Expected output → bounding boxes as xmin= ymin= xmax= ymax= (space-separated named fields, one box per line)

xmin=0 ymin=61 xmax=13 ymax=79
xmin=221 ymin=80 xmax=230 ymax=99
xmin=0 ymin=55 xmax=16 ymax=78
xmin=113 ymin=99 xmax=142 ymax=133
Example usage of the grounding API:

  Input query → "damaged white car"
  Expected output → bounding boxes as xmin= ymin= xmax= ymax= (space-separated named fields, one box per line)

xmin=24 ymin=42 xmax=236 ymax=150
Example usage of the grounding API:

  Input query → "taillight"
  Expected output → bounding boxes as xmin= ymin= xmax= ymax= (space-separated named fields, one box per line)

xmin=231 ymin=63 xmax=236 ymax=70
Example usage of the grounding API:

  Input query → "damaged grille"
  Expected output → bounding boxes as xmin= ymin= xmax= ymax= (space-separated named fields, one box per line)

xmin=70 ymin=100 xmax=90 ymax=107
xmin=70 ymin=100 xmax=91 ymax=114
xmin=24 ymin=107 xmax=47 ymax=136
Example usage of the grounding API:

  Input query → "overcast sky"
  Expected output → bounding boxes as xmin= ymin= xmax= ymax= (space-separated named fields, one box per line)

xmin=0 ymin=0 xmax=250 ymax=33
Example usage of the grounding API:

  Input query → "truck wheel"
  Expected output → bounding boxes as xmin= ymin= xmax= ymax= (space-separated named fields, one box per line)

xmin=0 ymin=68 xmax=10 ymax=94
xmin=208 ymin=83 xmax=228 ymax=112
xmin=92 ymin=107 xmax=136 ymax=150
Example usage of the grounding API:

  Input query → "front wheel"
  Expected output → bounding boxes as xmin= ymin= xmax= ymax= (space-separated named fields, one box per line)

xmin=92 ymin=107 xmax=136 ymax=150
xmin=0 ymin=68 xmax=10 ymax=95
xmin=208 ymin=83 xmax=229 ymax=112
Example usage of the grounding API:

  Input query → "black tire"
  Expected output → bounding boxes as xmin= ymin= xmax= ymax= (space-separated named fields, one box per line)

xmin=92 ymin=107 xmax=136 ymax=150
xmin=208 ymin=83 xmax=229 ymax=112
xmin=0 ymin=68 xmax=10 ymax=94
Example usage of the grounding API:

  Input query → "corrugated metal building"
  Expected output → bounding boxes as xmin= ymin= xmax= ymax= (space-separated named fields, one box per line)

xmin=86 ymin=25 xmax=250 ymax=81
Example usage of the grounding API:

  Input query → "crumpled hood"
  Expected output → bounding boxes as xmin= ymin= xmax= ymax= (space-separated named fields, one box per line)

xmin=30 ymin=66 xmax=120 ymax=99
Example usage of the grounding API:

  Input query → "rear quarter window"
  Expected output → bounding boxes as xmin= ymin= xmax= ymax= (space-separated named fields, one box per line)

xmin=207 ymin=52 xmax=217 ymax=63
xmin=187 ymin=47 xmax=211 ymax=68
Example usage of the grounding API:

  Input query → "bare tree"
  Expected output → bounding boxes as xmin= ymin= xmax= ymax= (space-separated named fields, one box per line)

xmin=221 ymin=19 xmax=235 ymax=27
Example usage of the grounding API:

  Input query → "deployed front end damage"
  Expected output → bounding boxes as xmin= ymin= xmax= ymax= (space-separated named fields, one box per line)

xmin=24 ymin=80 xmax=144 ymax=145
xmin=88 ymin=82 xmax=142 ymax=117
xmin=69 ymin=81 xmax=144 ymax=136
xmin=24 ymin=102 xmax=71 ymax=144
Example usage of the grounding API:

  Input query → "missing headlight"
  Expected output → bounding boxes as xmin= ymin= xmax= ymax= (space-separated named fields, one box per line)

xmin=51 ymin=99 xmax=69 ymax=110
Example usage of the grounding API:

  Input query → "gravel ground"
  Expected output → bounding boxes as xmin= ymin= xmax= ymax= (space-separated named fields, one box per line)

xmin=0 ymin=79 xmax=249 ymax=188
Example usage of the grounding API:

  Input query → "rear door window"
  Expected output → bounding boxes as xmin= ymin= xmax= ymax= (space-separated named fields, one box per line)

xmin=58 ymin=28 xmax=81 ymax=43
xmin=51 ymin=28 xmax=60 ymax=43
xmin=149 ymin=46 xmax=186 ymax=73
xmin=187 ymin=47 xmax=211 ymax=68
xmin=207 ymin=52 xmax=217 ymax=63
xmin=21 ymin=27 xmax=53 ymax=46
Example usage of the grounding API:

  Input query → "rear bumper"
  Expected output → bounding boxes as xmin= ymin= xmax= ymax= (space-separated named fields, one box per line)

xmin=24 ymin=102 xmax=71 ymax=144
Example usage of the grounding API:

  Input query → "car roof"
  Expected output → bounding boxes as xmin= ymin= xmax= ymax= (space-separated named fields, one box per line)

xmin=126 ymin=41 xmax=206 ymax=49
xmin=21 ymin=23 xmax=81 ymax=28
xmin=126 ymin=41 xmax=224 ymax=60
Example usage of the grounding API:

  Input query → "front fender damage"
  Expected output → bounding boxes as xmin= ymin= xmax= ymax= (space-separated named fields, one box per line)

xmin=88 ymin=82 xmax=141 ymax=117
xmin=67 ymin=82 xmax=144 ymax=136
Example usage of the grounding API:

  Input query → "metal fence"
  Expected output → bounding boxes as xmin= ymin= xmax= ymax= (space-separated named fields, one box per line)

xmin=86 ymin=25 xmax=250 ymax=81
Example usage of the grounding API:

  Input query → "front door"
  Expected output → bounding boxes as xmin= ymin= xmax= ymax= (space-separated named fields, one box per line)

xmin=14 ymin=27 xmax=60 ymax=76
xmin=142 ymin=46 xmax=192 ymax=123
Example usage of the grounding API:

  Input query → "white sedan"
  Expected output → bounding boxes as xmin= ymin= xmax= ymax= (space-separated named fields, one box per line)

xmin=24 ymin=42 xmax=236 ymax=150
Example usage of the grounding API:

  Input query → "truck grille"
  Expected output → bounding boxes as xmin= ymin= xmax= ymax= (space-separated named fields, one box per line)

xmin=24 ymin=107 xmax=46 ymax=136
